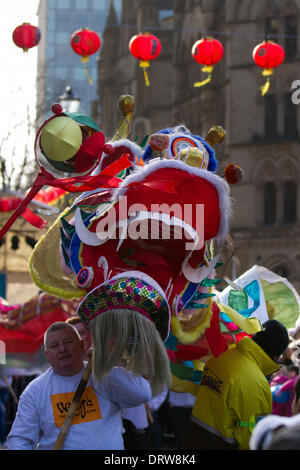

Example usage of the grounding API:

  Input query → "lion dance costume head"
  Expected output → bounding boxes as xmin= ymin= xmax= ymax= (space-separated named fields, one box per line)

xmin=28 ymin=95 xmax=297 ymax=396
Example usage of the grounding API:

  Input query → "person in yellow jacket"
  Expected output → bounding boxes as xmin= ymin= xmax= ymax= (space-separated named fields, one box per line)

xmin=185 ymin=319 xmax=289 ymax=450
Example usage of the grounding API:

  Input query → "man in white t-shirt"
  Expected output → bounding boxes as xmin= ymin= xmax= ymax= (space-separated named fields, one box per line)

xmin=7 ymin=322 xmax=151 ymax=450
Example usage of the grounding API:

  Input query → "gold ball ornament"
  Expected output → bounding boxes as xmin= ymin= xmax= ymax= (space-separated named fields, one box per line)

xmin=40 ymin=116 xmax=83 ymax=162
xmin=118 ymin=95 xmax=135 ymax=114
xmin=205 ymin=126 xmax=227 ymax=146
xmin=177 ymin=146 xmax=209 ymax=170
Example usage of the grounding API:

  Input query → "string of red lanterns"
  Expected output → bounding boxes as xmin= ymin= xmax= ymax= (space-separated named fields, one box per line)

xmin=11 ymin=23 xmax=286 ymax=95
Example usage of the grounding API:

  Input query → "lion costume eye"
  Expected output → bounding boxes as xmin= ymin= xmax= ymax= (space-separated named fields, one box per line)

xmin=169 ymin=135 xmax=209 ymax=161
xmin=171 ymin=137 xmax=197 ymax=156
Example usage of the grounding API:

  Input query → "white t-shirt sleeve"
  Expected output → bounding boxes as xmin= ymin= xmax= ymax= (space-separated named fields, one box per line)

xmin=7 ymin=384 xmax=40 ymax=450
xmin=95 ymin=367 xmax=151 ymax=408
xmin=148 ymin=388 xmax=168 ymax=411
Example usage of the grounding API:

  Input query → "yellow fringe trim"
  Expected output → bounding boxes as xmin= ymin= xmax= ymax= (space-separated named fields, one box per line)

xmin=29 ymin=208 xmax=85 ymax=300
xmin=170 ymin=298 xmax=213 ymax=345
xmin=29 ymin=266 xmax=84 ymax=300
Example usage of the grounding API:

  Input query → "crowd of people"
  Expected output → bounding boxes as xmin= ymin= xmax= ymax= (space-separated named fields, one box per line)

xmin=1 ymin=315 xmax=300 ymax=450
xmin=0 ymin=316 xmax=194 ymax=451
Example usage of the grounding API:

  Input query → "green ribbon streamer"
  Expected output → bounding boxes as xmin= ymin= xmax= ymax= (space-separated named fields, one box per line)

xmin=61 ymin=217 xmax=76 ymax=238
xmin=185 ymin=303 xmax=208 ymax=309
xmin=191 ymin=292 xmax=215 ymax=300
xmin=200 ymin=278 xmax=223 ymax=287
xmin=170 ymin=361 xmax=202 ymax=383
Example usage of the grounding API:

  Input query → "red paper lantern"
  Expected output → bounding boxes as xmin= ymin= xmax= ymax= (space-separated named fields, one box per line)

xmin=70 ymin=28 xmax=101 ymax=59
xmin=12 ymin=23 xmax=41 ymax=52
xmin=253 ymin=40 xmax=285 ymax=95
xmin=191 ymin=37 xmax=224 ymax=88
xmin=253 ymin=40 xmax=285 ymax=70
xmin=70 ymin=28 xmax=101 ymax=84
xmin=129 ymin=33 xmax=161 ymax=86
xmin=192 ymin=37 xmax=224 ymax=66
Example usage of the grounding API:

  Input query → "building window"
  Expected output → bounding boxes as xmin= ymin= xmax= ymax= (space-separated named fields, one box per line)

xmin=54 ymin=45 xmax=73 ymax=66
xmin=265 ymin=95 xmax=277 ymax=140
xmin=56 ymin=0 xmax=71 ymax=8
xmin=47 ymin=19 xmax=56 ymax=32
xmin=285 ymin=16 xmax=298 ymax=59
xmin=265 ymin=17 xmax=279 ymax=38
xmin=284 ymin=180 xmax=297 ymax=223
xmin=48 ymin=0 xmax=56 ymax=9
xmin=47 ymin=45 xmax=56 ymax=60
xmin=159 ymin=9 xmax=173 ymax=21
xmin=55 ymin=67 xmax=69 ymax=80
xmin=56 ymin=10 xmax=70 ymax=30
xmin=55 ymin=32 xmax=70 ymax=45
xmin=284 ymin=93 xmax=298 ymax=139
xmin=0 ymin=273 xmax=6 ymax=298
xmin=264 ymin=181 xmax=276 ymax=225
xmin=75 ymin=0 xmax=88 ymax=8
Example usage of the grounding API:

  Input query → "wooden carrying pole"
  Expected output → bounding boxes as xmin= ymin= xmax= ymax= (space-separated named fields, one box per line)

xmin=53 ymin=358 xmax=93 ymax=450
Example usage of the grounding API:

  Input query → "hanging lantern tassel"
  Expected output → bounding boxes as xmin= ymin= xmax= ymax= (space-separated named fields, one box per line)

xmin=81 ymin=56 xmax=93 ymax=85
xmin=140 ymin=60 xmax=150 ymax=86
xmin=260 ymin=68 xmax=273 ymax=96
xmin=194 ymin=65 xmax=213 ymax=87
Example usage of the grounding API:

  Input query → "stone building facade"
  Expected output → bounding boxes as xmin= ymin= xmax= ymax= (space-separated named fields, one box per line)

xmin=96 ymin=0 xmax=300 ymax=292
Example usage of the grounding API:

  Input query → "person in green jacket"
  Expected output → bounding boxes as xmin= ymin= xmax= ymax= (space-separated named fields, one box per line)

xmin=185 ymin=319 xmax=289 ymax=450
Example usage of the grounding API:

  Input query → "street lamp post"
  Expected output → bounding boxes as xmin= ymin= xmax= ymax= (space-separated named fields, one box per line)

xmin=59 ymin=85 xmax=80 ymax=113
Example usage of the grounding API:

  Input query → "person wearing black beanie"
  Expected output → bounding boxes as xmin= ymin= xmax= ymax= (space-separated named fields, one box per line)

xmin=185 ymin=318 xmax=289 ymax=451
xmin=252 ymin=319 xmax=290 ymax=361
